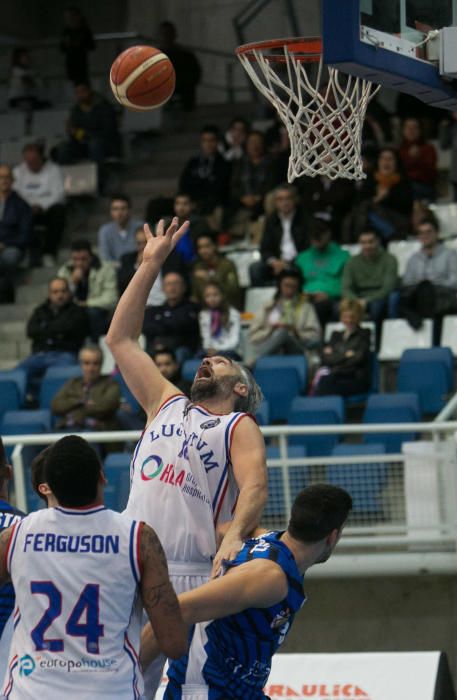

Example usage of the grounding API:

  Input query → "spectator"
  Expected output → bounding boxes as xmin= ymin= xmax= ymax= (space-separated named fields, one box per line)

xmin=228 ymin=130 xmax=276 ymax=237
xmin=13 ymin=142 xmax=66 ymax=268
xmin=152 ymin=347 xmax=192 ymax=396
xmin=163 ymin=193 xmax=213 ymax=268
xmin=294 ymin=217 xmax=350 ymax=328
xmin=58 ymin=239 xmax=118 ymax=341
xmin=249 ymin=268 xmax=321 ymax=363
xmin=250 ymin=183 xmax=309 ymax=286
xmin=97 ymin=194 xmax=143 ymax=264
xmin=51 ymin=346 xmax=120 ymax=435
xmin=301 ymin=175 xmax=356 ymax=241
xmin=399 ymin=216 xmax=457 ymax=333
xmin=342 ymin=230 xmax=398 ymax=327
xmin=60 ymin=6 xmax=95 ymax=85
xmin=439 ymin=111 xmax=457 ymax=199
xmin=399 ymin=117 xmax=437 ymax=201
xmin=313 ymin=299 xmax=371 ymax=397
xmin=222 ymin=117 xmax=249 ymax=162
xmin=0 ymin=165 xmax=32 ymax=303
xmin=179 ymin=125 xmax=230 ymax=216
xmin=198 ymin=282 xmax=241 ymax=359
xmin=157 ymin=21 xmax=201 ymax=112
xmin=191 ymin=232 xmax=241 ymax=309
xmin=8 ymin=47 xmax=49 ymax=111
xmin=344 ymin=147 xmax=413 ymax=242
xmin=55 ymin=82 xmax=121 ymax=177
xmin=143 ymin=271 xmax=200 ymax=363
xmin=17 ymin=277 xmax=89 ymax=401
xmin=117 ymin=225 xmax=166 ymax=305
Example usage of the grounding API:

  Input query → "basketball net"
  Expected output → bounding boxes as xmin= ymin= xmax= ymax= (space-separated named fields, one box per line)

xmin=237 ymin=39 xmax=379 ymax=181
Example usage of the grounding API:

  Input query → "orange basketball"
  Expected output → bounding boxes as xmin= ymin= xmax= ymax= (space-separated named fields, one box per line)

xmin=110 ymin=45 xmax=175 ymax=111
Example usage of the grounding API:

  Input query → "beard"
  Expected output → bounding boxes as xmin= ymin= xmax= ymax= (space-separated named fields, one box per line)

xmin=190 ymin=374 xmax=240 ymax=405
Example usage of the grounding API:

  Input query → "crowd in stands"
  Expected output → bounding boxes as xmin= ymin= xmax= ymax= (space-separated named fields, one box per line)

xmin=3 ymin=25 xmax=457 ymax=428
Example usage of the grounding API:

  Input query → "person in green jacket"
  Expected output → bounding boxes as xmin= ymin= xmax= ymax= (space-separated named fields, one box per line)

xmin=294 ymin=217 xmax=350 ymax=327
xmin=342 ymin=230 xmax=398 ymax=327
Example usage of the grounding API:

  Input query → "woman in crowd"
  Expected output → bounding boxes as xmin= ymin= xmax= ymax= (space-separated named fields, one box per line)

xmin=198 ymin=281 xmax=241 ymax=359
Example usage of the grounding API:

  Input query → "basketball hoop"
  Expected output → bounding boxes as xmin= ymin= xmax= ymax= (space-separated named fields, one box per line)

xmin=236 ymin=37 xmax=379 ymax=181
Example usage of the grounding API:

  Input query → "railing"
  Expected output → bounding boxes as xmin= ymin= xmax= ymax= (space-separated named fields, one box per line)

xmin=4 ymin=420 xmax=457 ymax=577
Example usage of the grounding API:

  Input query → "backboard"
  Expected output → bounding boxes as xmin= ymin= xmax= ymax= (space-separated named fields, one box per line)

xmin=322 ymin=0 xmax=457 ymax=109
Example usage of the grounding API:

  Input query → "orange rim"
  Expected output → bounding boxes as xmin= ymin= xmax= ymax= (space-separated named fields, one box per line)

xmin=235 ymin=37 xmax=322 ymax=63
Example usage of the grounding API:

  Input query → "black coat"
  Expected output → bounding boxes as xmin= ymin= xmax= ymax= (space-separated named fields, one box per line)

xmin=143 ymin=300 xmax=200 ymax=352
xmin=179 ymin=153 xmax=231 ymax=211
xmin=27 ymin=300 xmax=89 ymax=354
xmin=323 ymin=326 xmax=371 ymax=383
xmin=260 ymin=209 xmax=310 ymax=263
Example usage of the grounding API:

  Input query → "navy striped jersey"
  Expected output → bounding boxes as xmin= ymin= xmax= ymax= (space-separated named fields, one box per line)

xmin=166 ymin=531 xmax=306 ymax=699
xmin=0 ymin=500 xmax=24 ymax=636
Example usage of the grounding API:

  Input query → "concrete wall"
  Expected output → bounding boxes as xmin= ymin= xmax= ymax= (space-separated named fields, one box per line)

xmin=281 ymin=575 xmax=457 ymax=683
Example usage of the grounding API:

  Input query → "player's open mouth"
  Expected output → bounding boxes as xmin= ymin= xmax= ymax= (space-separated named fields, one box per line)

xmin=196 ymin=365 xmax=213 ymax=380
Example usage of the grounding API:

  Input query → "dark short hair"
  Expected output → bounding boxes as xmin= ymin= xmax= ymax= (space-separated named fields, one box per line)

xmin=175 ymin=192 xmax=193 ymax=201
xmin=277 ymin=267 xmax=303 ymax=288
xmin=288 ymin=484 xmax=352 ymax=543
xmin=71 ymin=238 xmax=93 ymax=254
xmin=22 ymin=142 xmax=45 ymax=158
xmin=309 ymin=217 xmax=332 ymax=241
xmin=358 ymin=229 xmax=379 ymax=240
xmin=152 ymin=347 xmax=177 ymax=363
xmin=110 ymin=194 xmax=131 ymax=207
xmin=201 ymin=124 xmax=219 ymax=137
xmin=195 ymin=231 xmax=217 ymax=246
xmin=45 ymin=436 xmax=101 ymax=507
xmin=30 ymin=447 xmax=52 ymax=503
xmin=417 ymin=214 xmax=440 ymax=232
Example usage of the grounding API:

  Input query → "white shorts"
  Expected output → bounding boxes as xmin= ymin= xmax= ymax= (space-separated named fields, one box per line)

xmin=143 ymin=564 xmax=211 ymax=700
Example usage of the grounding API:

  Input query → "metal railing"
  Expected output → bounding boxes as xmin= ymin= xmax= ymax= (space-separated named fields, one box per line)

xmin=3 ymin=420 xmax=457 ymax=577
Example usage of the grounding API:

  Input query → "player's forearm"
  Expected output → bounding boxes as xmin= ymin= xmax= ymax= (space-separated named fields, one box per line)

xmin=223 ymin=481 xmax=268 ymax=541
xmin=106 ymin=260 xmax=161 ymax=344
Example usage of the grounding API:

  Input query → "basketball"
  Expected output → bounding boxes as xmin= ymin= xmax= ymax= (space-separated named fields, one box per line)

xmin=109 ymin=45 xmax=175 ymax=111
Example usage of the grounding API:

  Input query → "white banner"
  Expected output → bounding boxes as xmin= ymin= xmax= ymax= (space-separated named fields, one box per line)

xmin=155 ymin=651 xmax=442 ymax=699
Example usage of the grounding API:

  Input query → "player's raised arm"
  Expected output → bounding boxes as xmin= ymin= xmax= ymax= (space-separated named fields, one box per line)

xmin=105 ymin=218 xmax=189 ymax=418
xmin=140 ymin=559 xmax=286 ymax=669
xmin=138 ymin=522 xmax=188 ymax=660
xmin=212 ymin=416 xmax=268 ymax=576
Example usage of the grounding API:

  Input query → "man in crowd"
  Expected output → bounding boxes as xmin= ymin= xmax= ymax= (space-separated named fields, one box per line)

xmin=58 ymin=238 xmax=118 ymax=341
xmin=106 ymin=218 xmax=267 ymax=698
xmin=141 ymin=483 xmax=352 ymax=699
xmin=17 ymin=277 xmax=89 ymax=400
xmin=342 ymin=230 xmax=398 ymax=328
xmin=157 ymin=21 xmax=202 ymax=112
xmin=0 ymin=164 xmax=32 ymax=302
xmin=13 ymin=142 xmax=66 ymax=267
xmin=152 ymin=346 xmax=192 ymax=396
xmin=295 ymin=217 xmax=350 ymax=328
xmin=0 ymin=434 xmax=187 ymax=699
xmin=191 ymin=232 xmax=241 ymax=309
xmin=250 ymin=183 xmax=309 ymax=286
xmin=142 ymin=270 xmax=200 ymax=362
xmin=98 ymin=194 xmax=143 ymax=264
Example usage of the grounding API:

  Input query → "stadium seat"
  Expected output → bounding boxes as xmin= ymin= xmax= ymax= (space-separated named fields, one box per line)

xmin=387 ymin=240 xmax=421 ymax=276
xmin=254 ymin=355 xmax=307 ymax=393
xmin=1 ymin=409 xmax=52 ymax=463
xmin=61 ymin=162 xmax=98 ymax=196
xmin=255 ymin=399 xmax=270 ymax=426
xmin=112 ymin=372 xmax=140 ymax=413
xmin=103 ymin=453 xmax=131 ymax=512
xmin=0 ymin=379 xmax=21 ymax=421
xmin=30 ymin=109 xmax=68 ymax=140
xmin=362 ymin=393 xmax=420 ymax=452
xmin=253 ymin=367 xmax=300 ymax=422
xmin=288 ymin=396 xmax=344 ymax=456
xmin=39 ymin=365 xmax=81 ymax=410
xmin=0 ymin=369 xmax=26 ymax=403
xmin=324 ymin=321 xmax=376 ymax=351
xmin=327 ymin=443 xmax=388 ymax=516
xmin=341 ymin=244 xmax=361 ymax=256
xmin=397 ymin=349 xmax=453 ymax=414
xmin=181 ymin=359 xmax=201 ymax=383
xmin=225 ymin=249 xmax=261 ymax=288
xmin=99 ymin=334 xmax=146 ymax=375
xmin=264 ymin=446 xmax=308 ymax=518
xmin=441 ymin=315 xmax=457 ymax=356
xmin=244 ymin=287 xmax=276 ymax=317
xmin=430 ymin=202 xmax=457 ymax=239
xmin=379 ymin=319 xmax=433 ymax=361
xmin=0 ymin=113 xmax=27 ymax=139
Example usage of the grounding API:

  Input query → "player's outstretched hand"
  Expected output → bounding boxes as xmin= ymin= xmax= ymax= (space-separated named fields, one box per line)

xmin=142 ymin=217 xmax=189 ymax=265
xmin=211 ymin=536 xmax=243 ymax=578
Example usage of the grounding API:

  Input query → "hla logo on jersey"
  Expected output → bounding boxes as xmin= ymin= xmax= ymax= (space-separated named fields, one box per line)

xmin=263 ymin=685 xmax=370 ymax=698
xmin=141 ymin=455 xmax=164 ymax=481
xmin=19 ymin=654 xmax=36 ymax=677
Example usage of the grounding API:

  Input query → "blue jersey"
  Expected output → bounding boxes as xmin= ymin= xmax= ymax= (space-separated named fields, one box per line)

xmin=0 ymin=500 xmax=24 ymax=637
xmin=166 ymin=531 xmax=306 ymax=699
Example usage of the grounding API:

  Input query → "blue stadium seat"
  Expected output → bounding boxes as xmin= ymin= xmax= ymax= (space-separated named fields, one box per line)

xmin=112 ymin=373 xmax=140 ymax=413
xmin=181 ymin=359 xmax=201 ymax=383
xmin=288 ymin=396 xmax=344 ymax=456
xmin=362 ymin=393 xmax=420 ymax=453
xmin=39 ymin=366 xmax=82 ymax=410
xmin=253 ymin=367 xmax=300 ymax=422
xmin=43 ymin=365 xmax=81 ymax=380
xmin=254 ymin=355 xmax=308 ymax=393
xmin=397 ymin=349 xmax=453 ymax=414
xmin=0 ymin=369 xmax=26 ymax=403
xmin=103 ymin=453 xmax=131 ymax=512
xmin=0 ymin=380 xmax=21 ymax=422
xmin=1 ymin=409 xmax=51 ymax=433
xmin=255 ymin=399 xmax=270 ymax=426
xmin=327 ymin=443 xmax=387 ymax=516
xmin=264 ymin=446 xmax=308 ymax=518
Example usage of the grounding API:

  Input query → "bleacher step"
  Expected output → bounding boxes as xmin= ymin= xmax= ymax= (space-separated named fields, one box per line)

xmin=0 ymin=304 xmax=36 ymax=321
xmin=16 ymin=284 xmax=49 ymax=305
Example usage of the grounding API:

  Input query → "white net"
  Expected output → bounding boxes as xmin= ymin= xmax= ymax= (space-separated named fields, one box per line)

xmin=237 ymin=40 xmax=379 ymax=181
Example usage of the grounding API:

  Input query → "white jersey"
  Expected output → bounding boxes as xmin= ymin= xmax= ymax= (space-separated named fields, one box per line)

xmin=125 ymin=394 xmax=252 ymax=572
xmin=3 ymin=506 xmax=143 ymax=700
